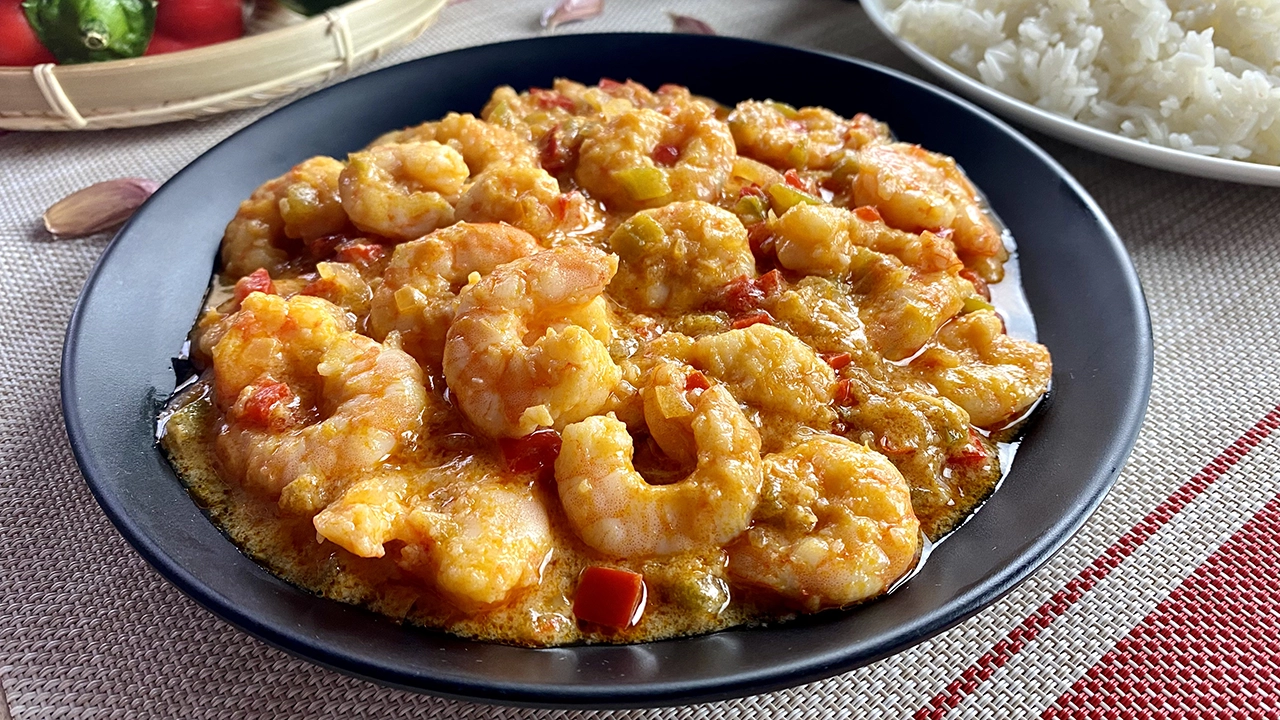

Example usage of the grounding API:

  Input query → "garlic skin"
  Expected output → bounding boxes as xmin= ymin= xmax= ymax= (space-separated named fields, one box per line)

xmin=43 ymin=177 xmax=159 ymax=238
xmin=668 ymin=13 xmax=715 ymax=35
xmin=540 ymin=0 xmax=603 ymax=31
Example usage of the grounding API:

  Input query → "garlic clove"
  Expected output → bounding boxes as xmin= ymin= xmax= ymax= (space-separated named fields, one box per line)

xmin=43 ymin=177 xmax=160 ymax=238
xmin=540 ymin=0 xmax=604 ymax=31
xmin=669 ymin=13 xmax=715 ymax=35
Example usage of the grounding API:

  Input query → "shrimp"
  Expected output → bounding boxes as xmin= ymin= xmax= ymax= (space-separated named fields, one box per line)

xmin=339 ymin=141 xmax=468 ymax=241
xmin=909 ymin=309 xmax=1052 ymax=428
xmin=852 ymin=143 xmax=1008 ymax=282
xmin=212 ymin=294 xmax=428 ymax=506
xmin=221 ymin=156 xmax=349 ymax=278
xmin=575 ymin=97 xmax=736 ymax=211
xmin=608 ymin=200 xmax=756 ymax=313
xmin=453 ymin=164 xmax=598 ymax=240
xmin=442 ymin=246 xmax=622 ymax=438
xmin=313 ymin=471 xmax=552 ymax=607
xmin=728 ymin=101 xmax=889 ymax=171
xmin=727 ymin=435 xmax=920 ymax=611
xmin=370 ymin=112 xmax=538 ymax=176
xmin=689 ymin=324 xmax=837 ymax=438
xmin=556 ymin=382 xmax=764 ymax=557
xmin=770 ymin=204 xmax=969 ymax=361
xmin=367 ymin=223 xmax=540 ymax=369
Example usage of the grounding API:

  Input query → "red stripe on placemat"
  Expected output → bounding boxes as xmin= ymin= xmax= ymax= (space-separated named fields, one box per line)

xmin=1041 ymin=491 xmax=1280 ymax=719
xmin=912 ymin=405 xmax=1280 ymax=720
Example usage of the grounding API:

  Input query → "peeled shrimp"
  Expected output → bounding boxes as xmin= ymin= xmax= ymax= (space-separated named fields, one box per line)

xmin=368 ymin=222 xmax=540 ymax=369
xmin=442 ymin=246 xmax=622 ymax=438
xmin=773 ymin=204 xmax=961 ymax=276
xmin=339 ymin=141 xmax=468 ymax=241
xmin=608 ymin=200 xmax=756 ymax=313
xmin=728 ymin=435 xmax=920 ymax=611
xmin=852 ymin=143 xmax=1008 ymax=282
xmin=370 ymin=112 xmax=538 ymax=176
xmin=556 ymin=382 xmax=764 ymax=557
xmin=728 ymin=101 xmax=888 ymax=171
xmin=454 ymin=163 xmax=597 ymax=240
xmin=575 ymin=97 xmax=736 ymax=211
xmin=313 ymin=471 xmax=552 ymax=607
xmin=221 ymin=156 xmax=348 ymax=278
xmin=910 ymin=309 xmax=1052 ymax=428
xmin=212 ymin=294 xmax=428 ymax=503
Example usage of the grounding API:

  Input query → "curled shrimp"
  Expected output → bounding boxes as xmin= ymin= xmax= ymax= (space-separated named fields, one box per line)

xmin=852 ymin=143 xmax=1008 ymax=282
xmin=773 ymin=204 xmax=961 ymax=276
xmin=909 ymin=309 xmax=1052 ymax=428
xmin=556 ymin=378 xmax=764 ymax=557
xmin=454 ymin=164 xmax=597 ymax=240
xmin=313 ymin=471 xmax=552 ymax=607
xmin=728 ymin=435 xmax=920 ymax=611
xmin=221 ymin=156 xmax=349 ymax=278
xmin=371 ymin=112 xmax=539 ymax=176
xmin=339 ymin=141 xmax=469 ymax=241
xmin=728 ymin=101 xmax=888 ymax=171
xmin=575 ymin=97 xmax=736 ymax=211
xmin=212 ymin=293 xmax=428 ymax=508
xmin=608 ymin=200 xmax=755 ymax=313
xmin=442 ymin=246 xmax=622 ymax=438
xmin=368 ymin=222 xmax=540 ymax=369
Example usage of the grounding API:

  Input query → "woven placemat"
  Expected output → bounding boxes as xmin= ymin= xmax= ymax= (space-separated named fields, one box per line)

xmin=3 ymin=1 xmax=1279 ymax=717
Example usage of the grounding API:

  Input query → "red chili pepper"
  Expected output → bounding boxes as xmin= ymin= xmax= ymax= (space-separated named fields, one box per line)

xmin=334 ymin=241 xmax=386 ymax=266
xmin=731 ymin=311 xmax=773 ymax=330
xmin=238 ymin=380 xmax=294 ymax=429
xmin=573 ymin=566 xmax=645 ymax=629
xmin=233 ymin=268 xmax=275 ymax=302
xmin=499 ymin=429 xmax=562 ymax=476
xmin=684 ymin=370 xmax=711 ymax=391
xmin=739 ymin=184 xmax=767 ymax=200
xmin=854 ymin=205 xmax=883 ymax=224
xmin=821 ymin=351 xmax=852 ymax=371
xmin=952 ymin=428 xmax=989 ymax=465
xmin=651 ymin=144 xmax=680 ymax=167
xmin=146 ymin=0 xmax=244 ymax=55
xmin=755 ymin=268 xmax=782 ymax=295
xmin=0 ymin=0 xmax=56 ymax=66
xmin=783 ymin=168 xmax=807 ymax=190
xmin=746 ymin=222 xmax=775 ymax=258
xmin=716 ymin=275 xmax=761 ymax=315
xmin=833 ymin=378 xmax=854 ymax=406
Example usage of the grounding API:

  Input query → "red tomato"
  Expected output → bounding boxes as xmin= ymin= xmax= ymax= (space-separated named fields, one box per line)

xmin=150 ymin=0 xmax=244 ymax=52
xmin=0 ymin=0 xmax=56 ymax=66
xmin=573 ymin=567 xmax=645 ymax=629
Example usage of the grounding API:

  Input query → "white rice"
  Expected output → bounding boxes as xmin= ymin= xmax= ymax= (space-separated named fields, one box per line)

xmin=883 ymin=0 xmax=1280 ymax=164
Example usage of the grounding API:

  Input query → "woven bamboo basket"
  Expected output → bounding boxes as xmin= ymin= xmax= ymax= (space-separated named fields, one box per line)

xmin=0 ymin=0 xmax=446 ymax=131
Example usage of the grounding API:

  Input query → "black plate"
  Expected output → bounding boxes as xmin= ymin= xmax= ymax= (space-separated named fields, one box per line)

xmin=61 ymin=33 xmax=1152 ymax=709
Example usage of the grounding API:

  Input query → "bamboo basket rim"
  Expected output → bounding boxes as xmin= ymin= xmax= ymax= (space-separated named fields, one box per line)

xmin=0 ymin=0 xmax=446 ymax=131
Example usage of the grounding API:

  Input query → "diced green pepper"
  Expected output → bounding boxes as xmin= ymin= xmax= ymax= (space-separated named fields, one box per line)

xmin=23 ymin=0 xmax=155 ymax=64
xmin=786 ymin=138 xmax=809 ymax=170
xmin=614 ymin=166 xmax=671 ymax=202
xmin=767 ymin=182 xmax=822 ymax=214
xmin=610 ymin=212 xmax=666 ymax=254
xmin=963 ymin=295 xmax=996 ymax=314
xmin=733 ymin=195 xmax=768 ymax=225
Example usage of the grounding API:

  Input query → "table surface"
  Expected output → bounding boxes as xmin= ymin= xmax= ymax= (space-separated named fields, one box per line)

xmin=3 ymin=1 xmax=1279 ymax=717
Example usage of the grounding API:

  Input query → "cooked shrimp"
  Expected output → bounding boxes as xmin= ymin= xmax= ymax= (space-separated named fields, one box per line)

xmin=371 ymin=112 xmax=538 ymax=176
xmin=221 ymin=156 xmax=348 ymax=278
xmin=910 ymin=310 xmax=1052 ymax=428
xmin=556 ymin=383 xmax=764 ymax=557
xmin=300 ymin=261 xmax=374 ymax=320
xmin=575 ymin=97 xmax=736 ymax=211
xmin=608 ymin=200 xmax=755 ymax=313
xmin=313 ymin=471 xmax=552 ymax=607
xmin=689 ymin=324 xmax=836 ymax=436
xmin=368 ymin=223 xmax=540 ymax=369
xmin=442 ymin=246 xmax=622 ymax=438
xmin=212 ymin=294 xmax=428 ymax=504
xmin=727 ymin=435 xmax=920 ymax=611
xmin=454 ymin=164 xmax=597 ymax=240
xmin=773 ymin=204 xmax=961 ymax=276
xmin=852 ymin=143 xmax=1008 ymax=282
xmin=339 ymin=141 xmax=468 ymax=241
xmin=728 ymin=101 xmax=889 ymax=171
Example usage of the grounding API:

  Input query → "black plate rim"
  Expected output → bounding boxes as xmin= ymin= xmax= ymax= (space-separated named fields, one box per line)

xmin=60 ymin=32 xmax=1153 ymax=709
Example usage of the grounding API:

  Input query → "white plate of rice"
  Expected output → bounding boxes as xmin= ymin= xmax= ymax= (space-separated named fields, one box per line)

xmin=861 ymin=0 xmax=1280 ymax=186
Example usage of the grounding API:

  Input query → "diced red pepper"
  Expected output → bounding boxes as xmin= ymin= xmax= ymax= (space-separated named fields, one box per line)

xmin=334 ymin=242 xmax=386 ymax=266
xmin=783 ymin=168 xmax=806 ymax=190
xmin=821 ymin=351 xmax=852 ymax=371
xmin=234 ymin=268 xmax=275 ymax=303
xmin=739 ymin=184 xmax=767 ymax=200
xmin=598 ymin=78 xmax=624 ymax=91
xmin=530 ymin=88 xmax=576 ymax=112
xmin=238 ymin=380 xmax=293 ymax=429
xmin=952 ymin=428 xmax=989 ymax=465
xmin=652 ymin=144 xmax=680 ymax=167
xmin=539 ymin=125 xmax=577 ymax=174
xmin=747 ymin=222 xmax=775 ymax=258
xmin=573 ymin=566 xmax=646 ymax=629
xmin=959 ymin=268 xmax=991 ymax=301
xmin=685 ymin=370 xmax=711 ymax=391
xmin=854 ymin=206 xmax=882 ymax=224
xmin=499 ymin=429 xmax=563 ymax=476
xmin=717 ymin=275 xmax=762 ymax=315
xmin=833 ymin=378 xmax=854 ymax=406
xmin=756 ymin=269 xmax=782 ymax=295
xmin=732 ymin=311 xmax=773 ymax=330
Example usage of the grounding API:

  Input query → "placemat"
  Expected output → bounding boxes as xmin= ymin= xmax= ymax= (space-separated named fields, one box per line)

xmin=3 ymin=1 xmax=1279 ymax=717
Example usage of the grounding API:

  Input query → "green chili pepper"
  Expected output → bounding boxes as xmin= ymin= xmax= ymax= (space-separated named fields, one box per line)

xmin=23 ymin=0 xmax=156 ymax=64
xmin=614 ymin=166 xmax=671 ymax=202
xmin=766 ymin=182 xmax=822 ymax=214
